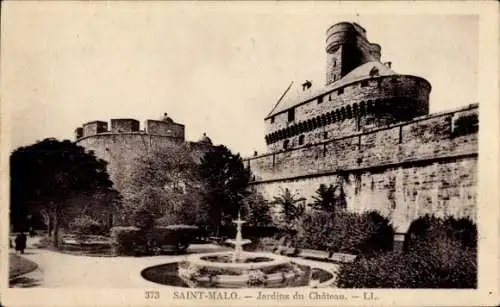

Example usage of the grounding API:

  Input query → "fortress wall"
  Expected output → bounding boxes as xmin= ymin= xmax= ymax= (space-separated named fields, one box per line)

xmin=249 ymin=105 xmax=477 ymax=182
xmin=252 ymin=156 xmax=477 ymax=231
xmin=77 ymin=133 xmax=206 ymax=192
xmin=247 ymin=105 xmax=478 ymax=229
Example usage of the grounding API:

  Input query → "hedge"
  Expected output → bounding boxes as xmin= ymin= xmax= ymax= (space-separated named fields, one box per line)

xmin=110 ymin=225 xmax=200 ymax=256
xmin=336 ymin=215 xmax=477 ymax=288
xmin=68 ymin=216 xmax=107 ymax=236
xmin=110 ymin=226 xmax=140 ymax=256
xmin=294 ymin=210 xmax=394 ymax=256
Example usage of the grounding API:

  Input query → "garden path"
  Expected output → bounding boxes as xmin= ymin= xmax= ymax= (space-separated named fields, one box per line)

xmin=10 ymin=238 xmax=339 ymax=288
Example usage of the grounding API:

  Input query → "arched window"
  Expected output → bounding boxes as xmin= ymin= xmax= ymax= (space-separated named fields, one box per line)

xmin=341 ymin=107 xmax=346 ymax=120
xmin=298 ymin=135 xmax=305 ymax=145
xmin=326 ymin=113 xmax=332 ymax=125
xmin=360 ymin=101 xmax=366 ymax=115
xmin=353 ymin=103 xmax=358 ymax=116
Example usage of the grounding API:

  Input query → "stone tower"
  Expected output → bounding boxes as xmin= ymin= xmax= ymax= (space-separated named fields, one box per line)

xmin=326 ymin=22 xmax=381 ymax=85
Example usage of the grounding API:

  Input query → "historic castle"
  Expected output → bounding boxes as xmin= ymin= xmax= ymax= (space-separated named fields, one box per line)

xmin=73 ymin=21 xmax=478 ymax=243
xmin=243 ymin=22 xmax=478 ymax=236
xmin=74 ymin=114 xmax=214 ymax=192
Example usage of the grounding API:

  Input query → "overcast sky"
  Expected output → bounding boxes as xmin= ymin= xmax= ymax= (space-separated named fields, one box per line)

xmin=2 ymin=3 xmax=478 ymax=156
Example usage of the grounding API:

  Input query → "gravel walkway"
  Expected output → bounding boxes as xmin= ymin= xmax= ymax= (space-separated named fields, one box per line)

xmin=10 ymin=238 xmax=339 ymax=288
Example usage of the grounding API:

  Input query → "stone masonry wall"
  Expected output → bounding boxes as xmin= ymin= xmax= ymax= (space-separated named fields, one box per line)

xmin=77 ymin=133 xmax=210 ymax=193
xmin=246 ymin=104 xmax=478 ymax=231
xmin=252 ymin=156 xmax=477 ymax=232
xmin=265 ymin=75 xmax=430 ymax=152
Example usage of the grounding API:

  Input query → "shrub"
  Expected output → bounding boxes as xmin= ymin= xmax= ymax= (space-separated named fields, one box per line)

xmin=68 ymin=216 xmax=105 ymax=236
xmin=149 ymin=225 xmax=199 ymax=250
xmin=133 ymin=208 xmax=156 ymax=231
xmin=336 ymin=215 xmax=477 ymax=288
xmin=110 ymin=225 xmax=199 ymax=255
xmin=295 ymin=210 xmax=393 ymax=255
xmin=110 ymin=226 xmax=140 ymax=256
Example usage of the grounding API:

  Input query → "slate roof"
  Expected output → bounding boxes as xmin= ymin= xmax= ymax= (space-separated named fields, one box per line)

xmin=265 ymin=61 xmax=396 ymax=119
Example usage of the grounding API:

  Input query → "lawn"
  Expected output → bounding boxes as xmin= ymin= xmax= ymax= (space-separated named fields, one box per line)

xmin=9 ymin=253 xmax=38 ymax=279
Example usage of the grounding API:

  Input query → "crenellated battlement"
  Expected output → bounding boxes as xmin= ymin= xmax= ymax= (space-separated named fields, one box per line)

xmin=75 ymin=114 xmax=185 ymax=142
xmin=246 ymin=103 xmax=478 ymax=183
xmin=74 ymin=113 xmax=214 ymax=193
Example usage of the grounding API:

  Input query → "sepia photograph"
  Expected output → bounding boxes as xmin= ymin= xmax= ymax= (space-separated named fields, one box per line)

xmin=1 ymin=1 xmax=498 ymax=306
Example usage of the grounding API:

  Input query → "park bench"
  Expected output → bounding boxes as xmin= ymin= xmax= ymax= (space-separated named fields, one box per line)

xmin=297 ymin=249 xmax=331 ymax=261
xmin=281 ymin=247 xmax=298 ymax=256
xmin=328 ymin=252 xmax=357 ymax=264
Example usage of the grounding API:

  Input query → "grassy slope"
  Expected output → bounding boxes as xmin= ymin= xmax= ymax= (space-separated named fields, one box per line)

xmin=9 ymin=253 xmax=38 ymax=279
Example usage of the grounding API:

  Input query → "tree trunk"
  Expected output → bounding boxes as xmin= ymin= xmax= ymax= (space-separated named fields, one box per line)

xmin=48 ymin=216 xmax=52 ymax=237
xmin=40 ymin=209 xmax=52 ymax=236
xmin=51 ymin=204 xmax=60 ymax=247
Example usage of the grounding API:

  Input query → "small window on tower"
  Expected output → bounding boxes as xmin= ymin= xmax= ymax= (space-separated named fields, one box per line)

xmin=323 ymin=132 xmax=328 ymax=139
xmin=333 ymin=59 xmax=337 ymax=67
xmin=288 ymin=108 xmax=295 ymax=122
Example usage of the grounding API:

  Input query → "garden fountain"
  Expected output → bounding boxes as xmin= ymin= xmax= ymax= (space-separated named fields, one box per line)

xmin=141 ymin=212 xmax=335 ymax=288
xmin=224 ymin=212 xmax=252 ymax=263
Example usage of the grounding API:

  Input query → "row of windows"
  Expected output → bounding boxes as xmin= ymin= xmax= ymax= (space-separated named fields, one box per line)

xmin=283 ymin=132 xmax=329 ymax=150
xmin=271 ymin=80 xmax=376 ymax=124
xmin=265 ymin=99 xmax=392 ymax=145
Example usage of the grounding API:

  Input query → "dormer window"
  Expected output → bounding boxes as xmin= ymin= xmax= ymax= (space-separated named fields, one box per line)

xmin=337 ymin=88 xmax=344 ymax=95
xmin=369 ymin=67 xmax=379 ymax=77
xmin=301 ymin=80 xmax=312 ymax=91
xmin=361 ymin=80 xmax=369 ymax=87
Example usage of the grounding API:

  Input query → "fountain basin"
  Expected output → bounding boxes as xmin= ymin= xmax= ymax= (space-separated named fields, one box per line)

xmin=141 ymin=257 xmax=335 ymax=288
xmin=176 ymin=251 xmax=326 ymax=288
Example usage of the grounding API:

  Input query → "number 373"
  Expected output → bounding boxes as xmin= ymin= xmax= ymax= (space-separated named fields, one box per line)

xmin=145 ymin=290 xmax=160 ymax=299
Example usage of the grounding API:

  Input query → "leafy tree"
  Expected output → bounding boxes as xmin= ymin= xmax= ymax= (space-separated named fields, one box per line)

xmin=271 ymin=188 xmax=306 ymax=232
xmin=311 ymin=184 xmax=336 ymax=212
xmin=10 ymin=138 xmax=119 ymax=246
xmin=122 ymin=144 xmax=209 ymax=226
xmin=198 ymin=145 xmax=251 ymax=233
xmin=241 ymin=189 xmax=272 ymax=226
xmin=311 ymin=183 xmax=347 ymax=213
